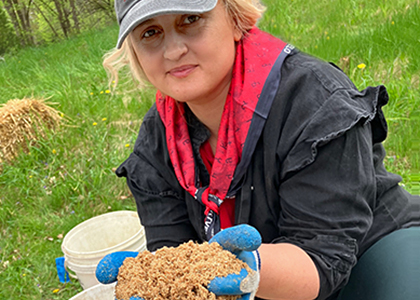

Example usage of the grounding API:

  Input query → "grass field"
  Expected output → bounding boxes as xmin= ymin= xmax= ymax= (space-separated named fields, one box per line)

xmin=0 ymin=0 xmax=419 ymax=298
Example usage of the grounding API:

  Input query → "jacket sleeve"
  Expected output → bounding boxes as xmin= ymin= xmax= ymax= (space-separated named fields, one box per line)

xmin=115 ymin=107 xmax=199 ymax=251
xmin=271 ymin=55 xmax=391 ymax=299
xmin=274 ymin=123 xmax=376 ymax=299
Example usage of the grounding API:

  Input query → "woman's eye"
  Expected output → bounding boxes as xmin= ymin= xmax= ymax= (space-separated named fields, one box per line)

xmin=143 ymin=28 xmax=158 ymax=38
xmin=183 ymin=15 xmax=201 ymax=24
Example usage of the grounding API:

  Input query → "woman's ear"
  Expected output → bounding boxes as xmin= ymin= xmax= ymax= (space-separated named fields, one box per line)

xmin=234 ymin=28 xmax=242 ymax=42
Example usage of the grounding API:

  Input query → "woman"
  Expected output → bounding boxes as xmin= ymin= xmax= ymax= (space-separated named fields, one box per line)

xmin=98 ymin=0 xmax=420 ymax=299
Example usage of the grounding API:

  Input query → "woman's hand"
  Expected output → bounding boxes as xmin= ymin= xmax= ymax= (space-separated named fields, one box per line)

xmin=95 ymin=251 xmax=143 ymax=300
xmin=95 ymin=251 xmax=138 ymax=284
xmin=208 ymin=224 xmax=262 ymax=300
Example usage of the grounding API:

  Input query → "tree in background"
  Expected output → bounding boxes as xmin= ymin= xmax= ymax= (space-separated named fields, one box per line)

xmin=1 ymin=0 xmax=34 ymax=47
xmin=0 ymin=7 xmax=19 ymax=55
xmin=0 ymin=0 xmax=115 ymax=53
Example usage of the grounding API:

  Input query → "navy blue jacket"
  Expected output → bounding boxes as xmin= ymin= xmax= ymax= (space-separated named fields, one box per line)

xmin=116 ymin=51 xmax=420 ymax=299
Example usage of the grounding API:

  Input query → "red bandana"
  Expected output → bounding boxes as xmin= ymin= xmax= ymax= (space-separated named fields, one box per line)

xmin=156 ymin=28 xmax=287 ymax=238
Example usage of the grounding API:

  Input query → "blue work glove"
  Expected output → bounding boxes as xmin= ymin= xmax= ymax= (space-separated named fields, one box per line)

xmin=208 ymin=224 xmax=262 ymax=300
xmin=96 ymin=251 xmax=143 ymax=300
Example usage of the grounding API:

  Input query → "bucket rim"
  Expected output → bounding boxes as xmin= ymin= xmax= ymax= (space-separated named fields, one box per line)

xmin=65 ymin=258 xmax=98 ymax=270
xmin=62 ymin=228 xmax=145 ymax=258
xmin=67 ymin=265 xmax=97 ymax=274
xmin=63 ymin=241 xmax=147 ymax=265
xmin=61 ymin=210 xmax=144 ymax=257
xmin=69 ymin=282 xmax=116 ymax=300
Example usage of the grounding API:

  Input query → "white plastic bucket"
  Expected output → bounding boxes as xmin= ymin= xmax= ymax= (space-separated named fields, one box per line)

xmin=64 ymin=241 xmax=146 ymax=289
xmin=62 ymin=210 xmax=147 ymax=289
xmin=69 ymin=283 xmax=116 ymax=300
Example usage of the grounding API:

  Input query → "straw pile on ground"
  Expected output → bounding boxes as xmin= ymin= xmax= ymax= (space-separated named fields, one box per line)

xmin=0 ymin=97 xmax=62 ymax=165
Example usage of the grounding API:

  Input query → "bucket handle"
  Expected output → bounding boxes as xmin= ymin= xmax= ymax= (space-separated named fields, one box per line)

xmin=64 ymin=259 xmax=81 ymax=280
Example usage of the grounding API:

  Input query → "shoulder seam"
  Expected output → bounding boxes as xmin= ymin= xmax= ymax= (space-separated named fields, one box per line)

xmin=284 ymin=54 xmax=353 ymax=94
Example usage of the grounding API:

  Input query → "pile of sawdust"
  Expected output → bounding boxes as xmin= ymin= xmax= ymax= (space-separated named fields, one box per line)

xmin=0 ymin=97 xmax=62 ymax=165
xmin=116 ymin=241 xmax=252 ymax=300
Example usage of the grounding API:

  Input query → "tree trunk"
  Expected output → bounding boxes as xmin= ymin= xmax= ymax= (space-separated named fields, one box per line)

xmin=32 ymin=0 xmax=60 ymax=40
xmin=52 ymin=0 xmax=68 ymax=37
xmin=1 ymin=0 xmax=21 ymax=43
xmin=68 ymin=0 xmax=79 ymax=33
xmin=88 ymin=0 xmax=115 ymax=20
xmin=23 ymin=0 xmax=34 ymax=44
xmin=1 ymin=0 xmax=34 ymax=46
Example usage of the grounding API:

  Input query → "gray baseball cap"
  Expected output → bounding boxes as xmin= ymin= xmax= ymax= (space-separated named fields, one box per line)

xmin=115 ymin=0 xmax=218 ymax=49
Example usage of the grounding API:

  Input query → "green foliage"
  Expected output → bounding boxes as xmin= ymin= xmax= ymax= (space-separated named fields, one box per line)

xmin=31 ymin=2 xmax=59 ymax=44
xmin=0 ymin=0 xmax=116 ymax=53
xmin=0 ymin=1 xmax=419 ymax=299
xmin=0 ymin=8 xmax=19 ymax=55
xmin=28 ymin=0 xmax=116 ymax=45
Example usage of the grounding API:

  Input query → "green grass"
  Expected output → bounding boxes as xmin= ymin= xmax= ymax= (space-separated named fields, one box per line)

xmin=260 ymin=0 xmax=420 ymax=188
xmin=0 ymin=0 xmax=419 ymax=298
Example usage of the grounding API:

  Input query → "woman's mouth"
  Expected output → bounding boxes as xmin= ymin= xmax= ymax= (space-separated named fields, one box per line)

xmin=168 ymin=65 xmax=197 ymax=78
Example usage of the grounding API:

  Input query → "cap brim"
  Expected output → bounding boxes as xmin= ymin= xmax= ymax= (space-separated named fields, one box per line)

xmin=117 ymin=0 xmax=218 ymax=49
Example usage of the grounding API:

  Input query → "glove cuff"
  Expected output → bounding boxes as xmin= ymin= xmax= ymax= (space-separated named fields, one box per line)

xmin=254 ymin=249 xmax=261 ymax=272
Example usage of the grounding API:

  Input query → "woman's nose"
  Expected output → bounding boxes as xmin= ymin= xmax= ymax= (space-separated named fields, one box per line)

xmin=163 ymin=34 xmax=188 ymax=61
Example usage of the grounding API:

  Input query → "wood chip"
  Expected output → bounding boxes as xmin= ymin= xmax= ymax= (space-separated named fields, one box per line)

xmin=116 ymin=241 xmax=252 ymax=300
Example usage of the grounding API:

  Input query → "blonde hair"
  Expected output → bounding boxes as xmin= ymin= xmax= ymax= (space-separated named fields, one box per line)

xmin=103 ymin=0 xmax=265 ymax=89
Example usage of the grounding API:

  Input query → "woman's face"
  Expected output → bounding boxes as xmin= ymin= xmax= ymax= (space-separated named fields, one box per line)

xmin=129 ymin=1 xmax=241 ymax=105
